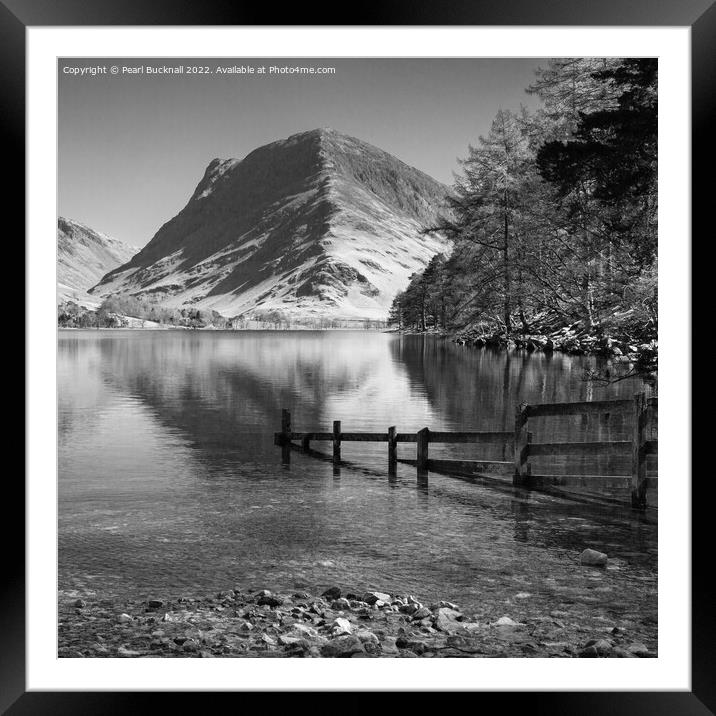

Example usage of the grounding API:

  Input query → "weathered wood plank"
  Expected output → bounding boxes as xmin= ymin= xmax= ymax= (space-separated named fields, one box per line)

xmin=426 ymin=459 xmax=514 ymax=477
xmin=416 ymin=427 xmax=430 ymax=472
xmin=339 ymin=432 xmax=390 ymax=442
xmin=333 ymin=420 xmax=341 ymax=463
xmin=286 ymin=431 xmax=410 ymax=442
xmin=530 ymin=474 xmax=658 ymax=488
xmin=280 ymin=409 xmax=291 ymax=464
xmin=644 ymin=439 xmax=658 ymax=455
xmin=528 ymin=440 xmax=631 ymax=457
xmin=526 ymin=399 xmax=632 ymax=418
xmin=286 ymin=431 xmax=393 ymax=442
xmin=281 ymin=410 xmax=290 ymax=433
xmin=631 ymin=393 xmax=649 ymax=508
xmin=286 ymin=432 xmax=333 ymax=441
xmin=395 ymin=433 xmax=418 ymax=443
xmin=388 ymin=426 xmax=397 ymax=475
xmin=428 ymin=431 xmax=514 ymax=444
xmin=513 ymin=406 xmax=529 ymax=484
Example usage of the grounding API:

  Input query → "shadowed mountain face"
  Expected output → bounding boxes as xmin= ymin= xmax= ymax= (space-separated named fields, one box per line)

xmin=58 ymin=217 xmax=138 ymax=305
xmin=90 ymin=128 xmax=450 ymax=320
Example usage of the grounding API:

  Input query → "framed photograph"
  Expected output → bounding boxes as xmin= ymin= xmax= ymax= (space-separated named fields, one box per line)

xmin=11 ymin=0 xmax=708 ymax=710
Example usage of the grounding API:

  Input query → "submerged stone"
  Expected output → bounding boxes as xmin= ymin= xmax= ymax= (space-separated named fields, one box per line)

xmin=493 ymin=616 xmax=523 ymax=627
xmin=580 ymin=549 xmax=608 ymax=567
xmin=322 ymin=587 xmax=341 ymax=600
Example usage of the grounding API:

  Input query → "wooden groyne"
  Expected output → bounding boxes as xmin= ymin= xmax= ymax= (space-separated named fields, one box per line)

xmin=275 ymin=393 xmax=657 ymax=509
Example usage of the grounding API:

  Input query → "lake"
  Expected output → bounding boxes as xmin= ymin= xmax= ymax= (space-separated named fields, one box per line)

xmin=58 ymin=330 xmax=657 ymax=641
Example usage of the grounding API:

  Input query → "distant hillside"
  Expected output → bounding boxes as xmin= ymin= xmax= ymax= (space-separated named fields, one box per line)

xmin=58 ymin=217 xmax=138 ymax=305
xmin=90 ymin=128 xmax=451 ymax=320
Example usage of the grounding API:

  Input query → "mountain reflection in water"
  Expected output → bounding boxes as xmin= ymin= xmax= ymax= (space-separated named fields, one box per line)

xmin=59 ymin=330 xmax=656 ymax=635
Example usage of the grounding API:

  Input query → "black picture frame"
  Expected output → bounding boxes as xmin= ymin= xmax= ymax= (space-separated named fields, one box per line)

xmin=9 ymin=0 xmax=708 ymax=711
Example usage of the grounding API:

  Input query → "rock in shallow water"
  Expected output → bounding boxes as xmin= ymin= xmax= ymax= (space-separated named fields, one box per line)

xmin=493 ymin=616 xmax=523 ymax=627
xmin=580 ymin=549 xmax=608 ymax=567
xmin=411 ymin=607 xmax=432 ymax=621
xmin=278 ymin=635 xmax=305 ymax=647
xmin=320 ymin=635 xmax=365 ymax=657
xmin=290 ymin=623 xmax=321 ymax=640
xmin=363 ymin=591 xmax=391 ymax=605
xmin=355 ymin=629 xmax=379 ymax=645
xmin=434 ymin=607 xmax=463 ymax=633
xmin=627 ymin=641 xmax=649 ymax=657
xmin=331 ymin=617 xmax=353 ymax=635
xmin=380 ymin=636 xmax=399 ymax=655
xmin=257 ymin=594 xmax=284 ymax=607
xmin=396 ymin=637 xmax=428 ymax=654
xmin=579 ymin=638 xmax=614 ymax=657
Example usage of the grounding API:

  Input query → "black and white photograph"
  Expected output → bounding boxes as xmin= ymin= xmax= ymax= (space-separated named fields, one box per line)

xmin=55 ymin=55 xmax=660 ymax=661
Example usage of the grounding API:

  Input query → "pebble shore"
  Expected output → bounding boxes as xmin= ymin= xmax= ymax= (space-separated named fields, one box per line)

xmin=59 ymin=586 xmax=654 ymax=659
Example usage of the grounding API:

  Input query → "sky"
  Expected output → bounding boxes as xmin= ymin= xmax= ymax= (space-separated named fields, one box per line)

xmin=58 ymin=58 xmax=544 ymax=248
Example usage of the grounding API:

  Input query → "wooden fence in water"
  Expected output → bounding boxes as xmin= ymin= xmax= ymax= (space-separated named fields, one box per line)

xmin=274 ymin=393 xmax=657 ymax=509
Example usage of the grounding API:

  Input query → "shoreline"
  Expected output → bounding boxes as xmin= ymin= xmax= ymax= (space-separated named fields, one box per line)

xmin=394 ymin=327 xmax=657 ymax=368
xmin=59 ymin=585 xmax=655 ymax=659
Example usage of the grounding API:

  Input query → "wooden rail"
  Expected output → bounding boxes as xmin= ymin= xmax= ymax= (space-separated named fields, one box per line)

xmin=274 ymin=392 xmax=657 ymax=510
xmin=274 ymin=413 xmax=513 ymax=478
xmin=514 ymin=392 xmax=657 ymax=509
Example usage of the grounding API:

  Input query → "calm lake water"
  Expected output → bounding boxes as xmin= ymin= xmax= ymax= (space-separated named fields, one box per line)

xmin=58 ymin=330 xmax=657 ymax=638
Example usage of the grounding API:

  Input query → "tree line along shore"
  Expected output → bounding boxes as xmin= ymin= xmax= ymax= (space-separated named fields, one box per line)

xmin=390 ymin=58 xmax=657 ymax=381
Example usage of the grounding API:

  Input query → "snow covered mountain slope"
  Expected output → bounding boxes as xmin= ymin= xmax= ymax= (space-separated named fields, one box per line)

xmin=58 ymin=217 xmax=138 ymax=305
xmin=90 ymin=128 xmax=451 ymax=320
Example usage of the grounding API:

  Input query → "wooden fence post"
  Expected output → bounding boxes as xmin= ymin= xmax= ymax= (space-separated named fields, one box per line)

xmin=281 ymin=409 xmax=291 ymax=464
xmin=333 ymin=420 xmax=341 ymax=463
xmin=631 ymin=393 xmax=648 ymax=509
xmin=513 ymin=405 xmax=530 ymax=485
xmin=417 ymin=427 xmax=430 ymax=473
xmin=388 ymin=426 xmax=397 ymax=475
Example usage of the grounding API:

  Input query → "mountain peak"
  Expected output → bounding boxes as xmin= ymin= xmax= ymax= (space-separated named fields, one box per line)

xmin=91 ymin=131 xmax=451 ymax=320
xmin=285 ymin=126 xmax=340 ymax=141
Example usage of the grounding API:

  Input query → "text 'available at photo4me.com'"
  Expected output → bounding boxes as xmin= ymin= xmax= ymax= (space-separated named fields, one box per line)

xmin=62 ymin=62 xmax=338 ymax=77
